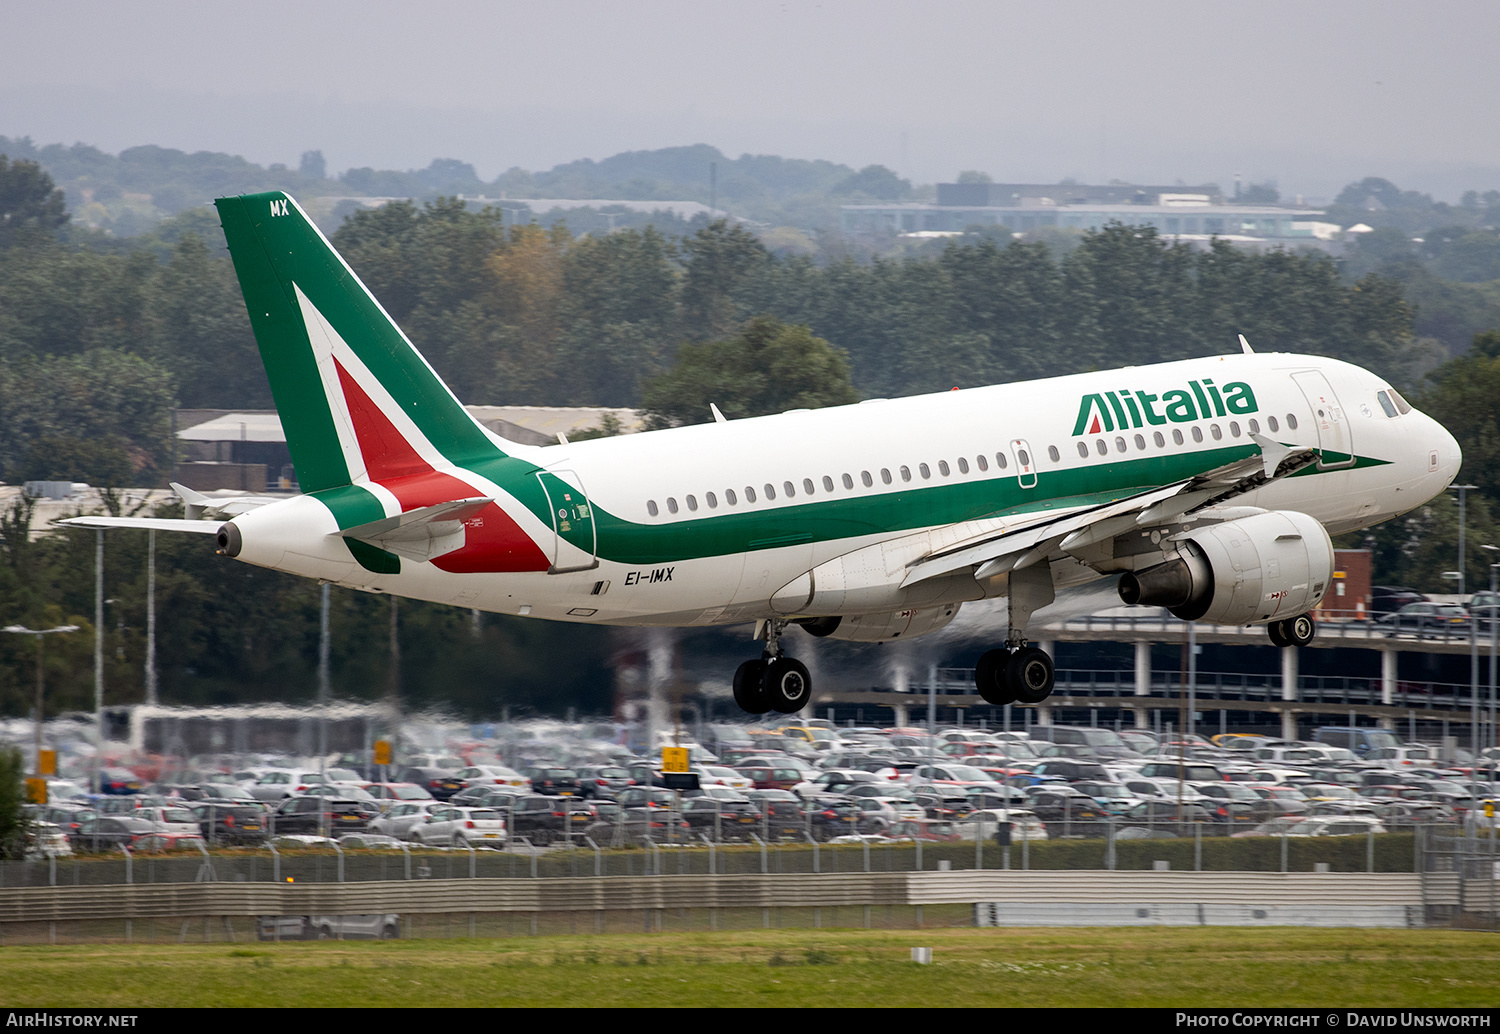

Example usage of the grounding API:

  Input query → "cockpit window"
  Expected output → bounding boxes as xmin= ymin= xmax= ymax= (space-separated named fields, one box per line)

xmin=1376 ymin=391 xmax=1399 ymax=418
xmin=1388 ymin=389 xmax=1412 ymax=415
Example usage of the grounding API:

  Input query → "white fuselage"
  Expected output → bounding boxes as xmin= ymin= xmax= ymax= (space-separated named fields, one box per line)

xmin=228 ymin=351 xmax=1461 ymax=631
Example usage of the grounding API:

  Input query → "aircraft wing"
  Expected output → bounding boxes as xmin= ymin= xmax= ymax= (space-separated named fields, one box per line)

xmin=900 ymin=435 xmax=1318 ymax=589
xmin=56 ymin=517 xmax=223 ymax=534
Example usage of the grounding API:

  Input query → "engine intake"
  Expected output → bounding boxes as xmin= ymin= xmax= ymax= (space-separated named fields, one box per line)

xmin=1118 ymin=510 xmax=1332 ymax=625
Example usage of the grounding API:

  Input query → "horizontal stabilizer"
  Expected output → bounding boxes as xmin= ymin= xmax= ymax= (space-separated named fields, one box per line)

xmin=335 ymin=497 xmax=492 ymax=563
xmin=57 ymin=517 xmax=223 ymax=534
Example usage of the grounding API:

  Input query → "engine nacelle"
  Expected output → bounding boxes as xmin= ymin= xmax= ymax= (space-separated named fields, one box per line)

xmin=813 ymin=604 xmax=961 ymax=643
xmin=1117 ymin=510 xmax=1332 ymax=625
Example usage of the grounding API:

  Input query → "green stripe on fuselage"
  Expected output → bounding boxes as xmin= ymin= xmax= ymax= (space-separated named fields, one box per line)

xmin=572 ymin=443 xmax=1389 ymax=568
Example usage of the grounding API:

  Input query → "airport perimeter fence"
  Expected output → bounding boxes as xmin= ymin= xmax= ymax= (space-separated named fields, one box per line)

xmin=0 ymin=825 xmax=1449 ymax=888
xmin=2 ymin=826 xmax=1496 ymax=944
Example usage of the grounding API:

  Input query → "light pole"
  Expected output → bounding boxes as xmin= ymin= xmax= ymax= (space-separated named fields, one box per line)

xmin=1451 ymin=484 xmax=1478 ymax=598
xmin=3 ymin=624 xmax=80 ymax=775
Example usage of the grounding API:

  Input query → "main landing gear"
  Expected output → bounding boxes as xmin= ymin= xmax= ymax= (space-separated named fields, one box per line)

xmin=734 ymin=619 xmax=812 ymax=715
xmin=974 ymin=563 xmax=1058 ymax=707
xmin=974 ymin=643 xmax=1055 ymax=705
xmin=1266 ymin=612 xmax=1316 ymax=648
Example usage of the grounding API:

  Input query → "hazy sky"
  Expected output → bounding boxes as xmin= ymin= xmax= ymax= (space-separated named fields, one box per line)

xmin=5 ymin=0 xmax=1499 ymax=200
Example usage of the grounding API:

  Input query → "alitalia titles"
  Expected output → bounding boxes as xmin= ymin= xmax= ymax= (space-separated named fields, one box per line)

xmin=1073 ymin=380 xmax=1259 ymax=436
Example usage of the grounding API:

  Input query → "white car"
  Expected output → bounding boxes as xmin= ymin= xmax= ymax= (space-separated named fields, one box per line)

xmin=368 ymin=801 xmax=449 ymax=839
xmin=455 ymin=765 xmax=528 ymax=788
xmin=408 ymin=806 xmax=507 ymax=847
xmin=954 ymin=809 xmax=1049 ymax=842
xmin=694 ymin=765 xmax=752 ymax=790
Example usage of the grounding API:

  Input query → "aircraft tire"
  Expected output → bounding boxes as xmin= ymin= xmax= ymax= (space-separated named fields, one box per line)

xmin=1267 ymin=620 xmax=1291 ymax=648
xmin=763 ymin=656 xmax=812 ymax=714
xmin=975 ymin=648 xmax=1016 ymax=705
xmin=733 ymin=659 xmax=771 ymax=714
xmin=1007 ymin=647 xmax=1055 ymax=704
xmin=1287 ymin=613 xmax=1316 ymax=646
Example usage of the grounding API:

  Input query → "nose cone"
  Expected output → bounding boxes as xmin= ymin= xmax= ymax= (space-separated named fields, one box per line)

xmin=1438 ymin=420 xmax=1463 ymax=487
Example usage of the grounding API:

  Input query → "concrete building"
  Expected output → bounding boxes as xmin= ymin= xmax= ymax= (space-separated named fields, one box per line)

xmin=842 ymin=182 xmax=1334 ymax=252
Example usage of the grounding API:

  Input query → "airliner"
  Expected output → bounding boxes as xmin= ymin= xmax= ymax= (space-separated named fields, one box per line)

xmin=63 ymin=191 xmax=1463 ymax=716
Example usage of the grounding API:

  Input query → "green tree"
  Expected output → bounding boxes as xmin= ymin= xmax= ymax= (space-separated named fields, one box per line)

xmin=641 ymin=316 xmax=858 ymax=428
xmin=0 ymin=156 xmax=68 ymax=248
xmin=679 ymin=220 xmax=770 ymax=340
xmin=0 ymin=746 xmax=25 ymax=859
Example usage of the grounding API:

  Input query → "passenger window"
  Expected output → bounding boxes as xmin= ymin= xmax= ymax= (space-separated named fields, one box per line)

xmin=1047 ymin=446 xmax=1060 ymax=462
xmin=1134 ymin=434 xmax=1145 ymax=450
xmin=667 ymin=498 xmax=679 ymax=514
xmin=995 ymin=453 xmax=1007 ymax=469
xmin=1172 ymin=429 xmax=1184 ymax=445
xmin=1153 ymin=431 xmax=1165 ymax=447
xmin=1248 ymin=418 xmax=1260 ymax=435
xmin=1210 ymin=424 xmax=1222 ymax=440
xmin=1268 ymin=416 xmax=1280 ymax=433
xmin=1229 ymin=421 xmax=1240 ymax=438
xmin=938 ymin=460 xmax=950 ymax=476
xmin=842 ymin=473 xmax=854 ymax=489
xmin=647 ymin=500 xmax=659 ymax=516
xmin=1017 ymin=450 xmax=1029 ymax=466
xmin=1191 ymin=427 xmax=1203 ymax=443
xmin=823 ymin=475 xmax=835 ymax=492
xmin=919 ymin=463 xmax=931 ymax=479
xmin=706 ymin=492 xmax=717 ymax=509
xmin=745 ymin=486 xmax=757 ymax=502
xmin=1096 ymin=439 xmax=1107 ymax=456
xmin=726 ymin=489 xmax=737 ymax=505
xmin=957 ymin=457 xmax=969 ymax=474
xmin=1286 ymin=413 xmax=1299 ymax=430
xmin=782 ymin=481 xmax=794 ymax=497
xmin=686 ymin=494 xmax=698 ymax=511
xmin=880 ymin=468 xmax=892 ymax=484
xmin=1115 ymin=437 xmax=1126 ymax=453
xmin=1076 ymin=442 xmax=1089 ymax=458
xmin=861 ymin=470 xmax=873 ymax=487
xmin=976 ymin=455 xmax=988 ymax=472
xmin=900 ymin=465 xmax=911 ymax=482
xmin=803 ymin=478 xmax=815 ymax=495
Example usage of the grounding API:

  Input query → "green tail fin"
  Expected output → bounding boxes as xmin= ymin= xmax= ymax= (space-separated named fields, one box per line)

xmin=214 ymin=191 xmax=504 ymax=493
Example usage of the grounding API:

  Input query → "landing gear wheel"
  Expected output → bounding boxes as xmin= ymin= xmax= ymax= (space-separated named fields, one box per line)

xmin=1286 ymin=612 xmax=1316 ymax=646
xmin=1007 ymin=646 xmax=1055 ymax=704
xmin=1267 ymin=620 xmax=1291 ymax=648
xmin=762 ymin=656 xmax=812 ymax=714
xmin=975 ymin=648 xmax=1016 ymax=705
xmin=733 ymin=658 xmax=771 ymax=714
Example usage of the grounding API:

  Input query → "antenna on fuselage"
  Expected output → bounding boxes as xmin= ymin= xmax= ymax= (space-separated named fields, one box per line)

xmin=710 ymin=403 xmax=728 ymax=423
xmin=1238 ymin=334 xmax=1255 ymax=354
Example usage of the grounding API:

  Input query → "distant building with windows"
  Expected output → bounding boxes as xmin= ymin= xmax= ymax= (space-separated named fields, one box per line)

xmin=841 ymin=182 xmax=1336 ymax=252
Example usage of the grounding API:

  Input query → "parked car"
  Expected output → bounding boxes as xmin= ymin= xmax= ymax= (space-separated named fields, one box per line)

xmin=270 ymin=796 xmax=379 ymax=836
xmin=1377 ymin=603 xmax=1472 ymax=638
xmin=408 ymin=806 xmax=507 ymax=847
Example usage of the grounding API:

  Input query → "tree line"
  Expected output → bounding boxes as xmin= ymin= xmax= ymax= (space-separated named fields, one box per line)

xmin=4 ymin=153 xmax=1500 ymax=714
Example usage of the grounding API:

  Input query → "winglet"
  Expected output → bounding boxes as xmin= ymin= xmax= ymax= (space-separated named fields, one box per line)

xmin=1251 ymin=433 xmax=1292 ymax=478
xmin=1238 ymin=333 xmax=1255 ymax=355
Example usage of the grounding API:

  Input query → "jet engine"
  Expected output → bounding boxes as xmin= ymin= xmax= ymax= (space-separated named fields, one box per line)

xmin=1117 ymin=510 xmax=1332 ymax=625
xmin=795 ymin=603 xmax=960 ymax=642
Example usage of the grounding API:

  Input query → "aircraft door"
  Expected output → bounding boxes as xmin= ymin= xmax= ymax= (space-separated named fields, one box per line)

xmin=535 ymin=469 xmax=599 ymax=573
xmin=1009 ymin=439 xmax=1038 ymax=489
xmin=1290 ymin=371 xmax=1355 ymax=469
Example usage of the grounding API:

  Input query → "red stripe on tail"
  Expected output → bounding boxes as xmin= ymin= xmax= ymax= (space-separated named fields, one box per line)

xmin=334 ymin=360 xmax=549 ymax=573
